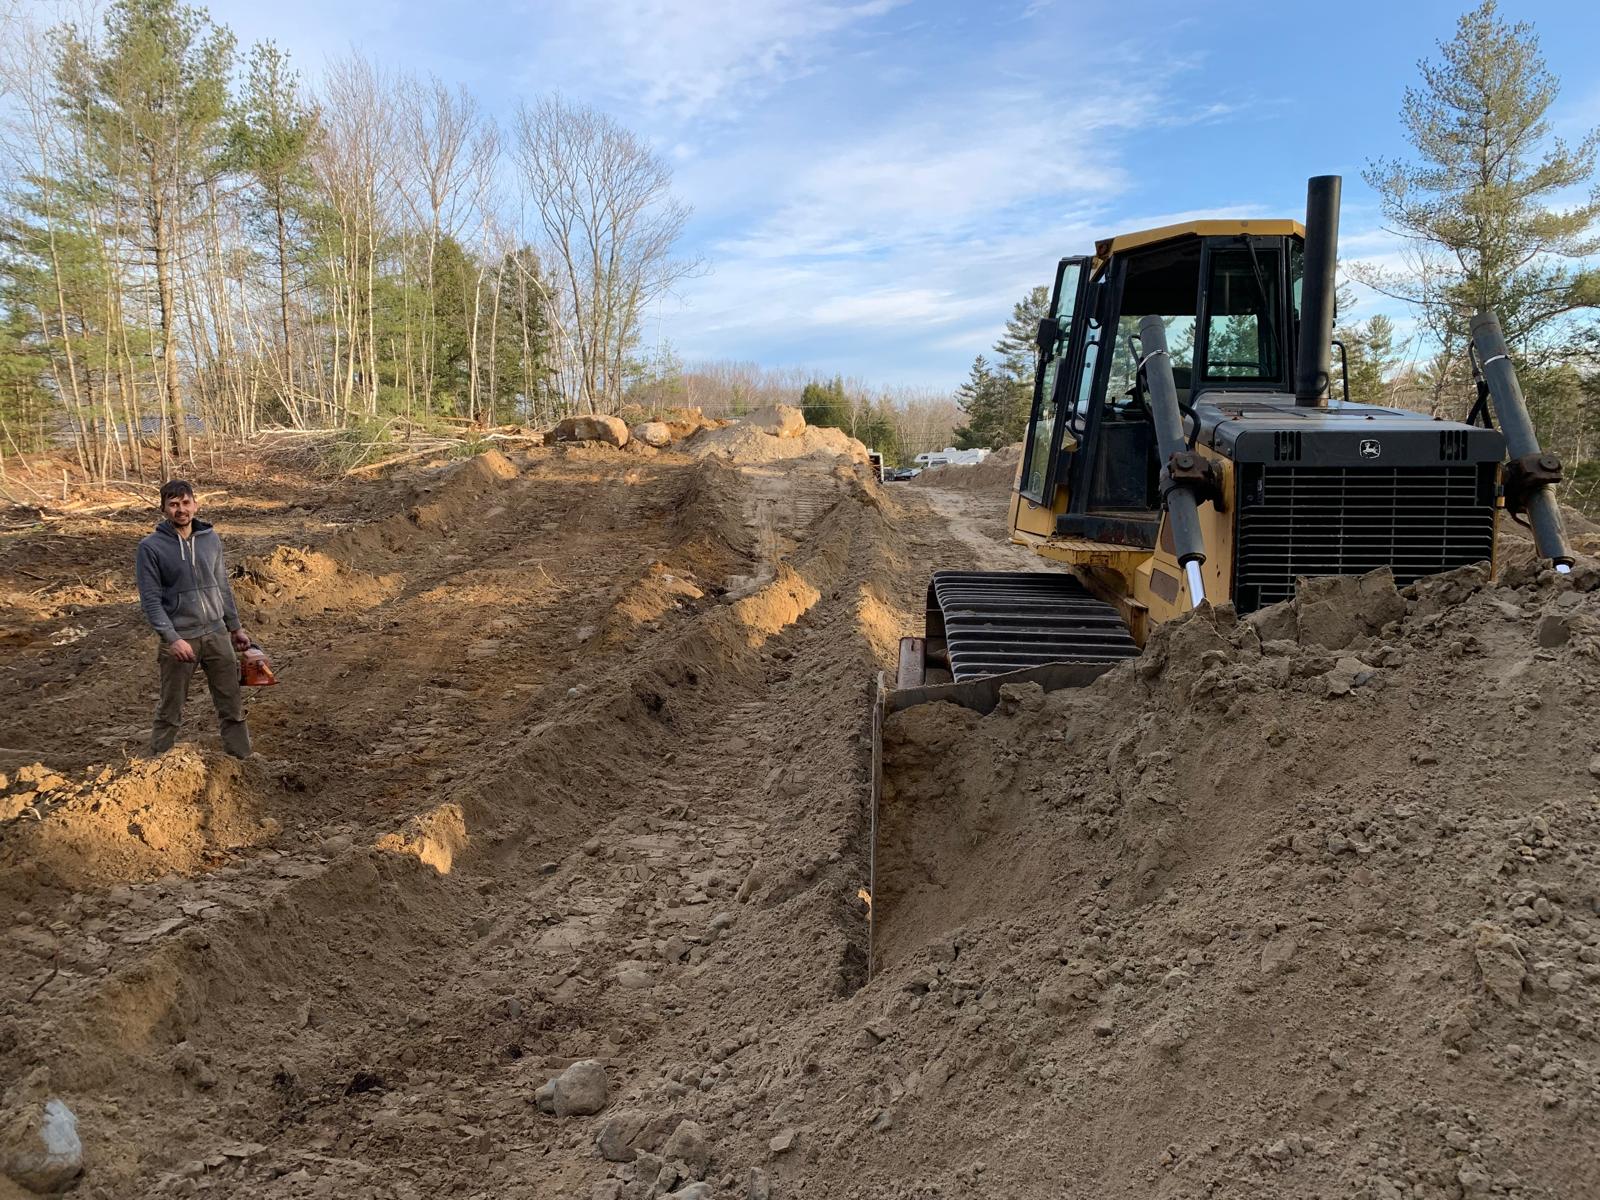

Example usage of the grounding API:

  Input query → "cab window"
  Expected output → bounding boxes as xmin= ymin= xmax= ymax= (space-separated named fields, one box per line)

xmin=1201 ymin=247 xmax=1282 ymax=382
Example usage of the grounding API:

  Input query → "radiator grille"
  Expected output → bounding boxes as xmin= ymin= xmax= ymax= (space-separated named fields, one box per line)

xmin=1233 ymin=463 xmax=1497 ymax=613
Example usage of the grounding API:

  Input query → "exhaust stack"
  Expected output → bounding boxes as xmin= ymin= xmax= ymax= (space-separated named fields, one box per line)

xmin=1294 ymin=175 xmax=1341 ymax=407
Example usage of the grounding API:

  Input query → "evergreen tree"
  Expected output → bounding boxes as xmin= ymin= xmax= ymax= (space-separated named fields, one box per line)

xmin=800 ymin=376 xmax=850 ymax=431
xmin=952 ymin=355 xmax=1017 ymax=449
xmin=229 ymin=40 xmax=319 ymax=420
xmin=994 ymin=285 xmax=1049 ymax=381
xmin=1338 ymin=313 xmax=1399 ymax=403
xmin=55 ymin=0 xmax=237 ymax=459
xmin=991 ymin=285 xmax=1049 ymax=437
xmin=1356 ymin=0 xmax=1600 ymax=356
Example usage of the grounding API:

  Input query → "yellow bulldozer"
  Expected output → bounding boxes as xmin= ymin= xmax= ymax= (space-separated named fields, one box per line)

xmin=868 ymin=175 xmax=1572 ymax=969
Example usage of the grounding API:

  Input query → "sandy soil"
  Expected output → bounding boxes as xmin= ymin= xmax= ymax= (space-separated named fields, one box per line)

xmin=2 ymin=424 xmax=1598 ymax=1200
xmin=0 ymin=433 xmax=980 ymax=1199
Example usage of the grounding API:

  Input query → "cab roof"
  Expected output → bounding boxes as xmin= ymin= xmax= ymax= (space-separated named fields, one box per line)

xmin=1094 ymin=219 xmax=1304 ymax=265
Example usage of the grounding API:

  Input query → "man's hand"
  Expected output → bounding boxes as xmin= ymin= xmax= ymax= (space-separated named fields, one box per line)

xmin=231 ymin=629 xmax=251 ymax=652
xmin=170 ymin=638 xmax=197 ymax=663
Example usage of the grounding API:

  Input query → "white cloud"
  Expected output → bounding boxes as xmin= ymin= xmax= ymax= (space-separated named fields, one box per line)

xmin=528 ymin=0 xmax=908 ymax=119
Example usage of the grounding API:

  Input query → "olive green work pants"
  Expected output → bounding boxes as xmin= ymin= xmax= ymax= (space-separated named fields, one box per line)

xmin=150 ymin=630 xmax=252 ymax=759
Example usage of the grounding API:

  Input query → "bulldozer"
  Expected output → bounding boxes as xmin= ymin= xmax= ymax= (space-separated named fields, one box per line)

xmin=867 ymin=175 xmax=1573 ymax=970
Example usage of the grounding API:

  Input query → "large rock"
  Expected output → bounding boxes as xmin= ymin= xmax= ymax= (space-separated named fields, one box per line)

xmin=631 ymin=421 xmax=672 ymax=448
xmin=662 ymin=1120 xmax=711 ymax=1179
xmin=553 ymin=415 xmax=629 ymax=447
xmin=744 ymin=405 xmax=804 ymax=438
xmin=534 ymin=1059 xmax=608 ymax=1116
xmin=1 ymin=1099 xmax=83 ymax=1194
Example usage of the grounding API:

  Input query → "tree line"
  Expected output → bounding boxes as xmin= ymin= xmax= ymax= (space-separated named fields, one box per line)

xmin=951 ymin=2 xmax=1600 ymax=505
xmin=0 ymin=0 xmax=696 ymax=479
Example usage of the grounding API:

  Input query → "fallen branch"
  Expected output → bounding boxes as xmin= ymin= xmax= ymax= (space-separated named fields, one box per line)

xmin=341 ymin=443 xmax=455 ymax=477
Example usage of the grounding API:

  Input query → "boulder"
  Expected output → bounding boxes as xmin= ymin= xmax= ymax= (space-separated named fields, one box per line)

xmin=553 ymin=415 xmax=629 ymax=447
xmin=534 ymin=1059 xmax=608 ymax=1116
xmin=662 ymin=1120 xmax=711 ymax=1179
xmin=744 ymin=405 xmax=804 ymax=438
xmin=631 ymin=421 xmax=672 ymax=448
xmin=1 ymin=1099 xmax=83 ymax=1194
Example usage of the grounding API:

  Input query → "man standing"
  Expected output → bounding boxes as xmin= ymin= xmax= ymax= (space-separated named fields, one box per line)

xmin=136 ymin=480 xmax=253 ymax=758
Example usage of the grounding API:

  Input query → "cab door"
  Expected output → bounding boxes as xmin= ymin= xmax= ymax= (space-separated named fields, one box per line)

xmin=1019 ymin=256 xmax=1092 ymax=504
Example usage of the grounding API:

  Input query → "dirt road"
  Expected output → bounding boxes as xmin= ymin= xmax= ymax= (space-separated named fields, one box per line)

xmin=0 ymin=443 xmax=984 ymax=1198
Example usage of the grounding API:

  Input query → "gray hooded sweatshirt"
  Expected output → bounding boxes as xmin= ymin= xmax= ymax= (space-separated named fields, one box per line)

xmin=136 ymin=519 xmax=241 ymax=644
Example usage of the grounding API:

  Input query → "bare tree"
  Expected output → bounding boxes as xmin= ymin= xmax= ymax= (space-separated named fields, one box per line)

xmin=512 ymin=96 xmax=697 ymax=413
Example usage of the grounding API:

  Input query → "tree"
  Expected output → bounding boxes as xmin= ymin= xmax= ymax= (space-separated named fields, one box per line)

xmin=55 ymin=0 xmax=236 ymax=460
xmin=992 ymin=285 xmax=1048 ymax=431
xmin=229 ymin=40 xmax=317 ymax=423
xmin=1355 ymin=1 xmax=1600 ymax=369
xmin=800 ymin=376 xmax=850 ymax=431
xmin=1342 ymin=313 xmax=1400 ymax=403
xmin=951 ymin=355 xmax=1018 ymax=449
xmin=512 ymin=96 xmax=697 ymax=413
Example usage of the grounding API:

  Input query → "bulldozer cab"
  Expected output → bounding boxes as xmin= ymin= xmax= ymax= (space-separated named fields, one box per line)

xmin=1018 ymin=221 xmax=1306 ymax=544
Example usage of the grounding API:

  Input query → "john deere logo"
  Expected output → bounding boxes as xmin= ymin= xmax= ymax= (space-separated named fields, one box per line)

xmin=1359 ymin=438 xmax=1382 ymax=459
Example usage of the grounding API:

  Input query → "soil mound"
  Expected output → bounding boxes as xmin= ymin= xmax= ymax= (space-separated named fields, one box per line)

xmin=0 ymin=749 xmax=276 ymax=894
xmin=231 ymin=546 xmax=400 ymax=615
xmin=859 ymin=560 xmax=1600 ymax=1198
xmin=913 ymin=442 xmax=1022 ymax=495
xmin=683 ymin=414 xmax=870 ymax=466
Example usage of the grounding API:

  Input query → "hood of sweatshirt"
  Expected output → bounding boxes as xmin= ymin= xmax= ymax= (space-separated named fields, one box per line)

xmin=151 ymin=517 xmax=215 ymax=564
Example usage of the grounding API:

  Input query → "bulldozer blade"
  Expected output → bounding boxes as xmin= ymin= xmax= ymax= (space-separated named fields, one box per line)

xmin=866 ymin=657 xmax=1115 ymax=977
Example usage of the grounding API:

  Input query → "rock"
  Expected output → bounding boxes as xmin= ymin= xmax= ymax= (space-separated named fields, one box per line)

xmin=743 ymin=405 xmax=804 ymax=438
xmin=662 ymin=1120 xmax=711 ymax=1180
xmin=1091 ymin=1017 xmax=1115 ymax=1037
xmin=747 ymin=1167 xmax=771 ymax=1200
xmin=554 ymin=415 xmax=629 ymax=447
xmin=665 ymin=1185 xmax=713 ymax=1200
xmin=1 ymin=1099 xmax=84 ymax=1194
xmin=661 ymin=935 xmax=690 ymax=962
xmin=1472 ymin=922 xmax=1527 ymax=1007
xmin=1260 ymin=933 xmax=1299 ymax=975
xmin=595 ymin=1110 xmax=648 ymax=1163
xmin=769 ymin=1127 xmax=798 ymax=1154
xmin=1537 ymin=613 xmax=1571 ymax=647
xmin=1038 ymin=962 xmax=1099 ymax=1013
xmin=537 ymin=1059 xmax=608 ymax=1116
xmin=1323 ymin=656 xmax=1374 ymax=697
xmin=631 ymin=421 xmax=672 ymax=448
xmin=591 ymin=1182 xmax=624 ymax=1200
xmin=614 ymin=967 xmax=654 ymax=990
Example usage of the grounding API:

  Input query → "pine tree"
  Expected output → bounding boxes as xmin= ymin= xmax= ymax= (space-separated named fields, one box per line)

xmin=1356 ymin=0 xmax=1600 ymax=358
xmin=1339 ymin=313 xmax=1399 ymax=403
xmin=229 ymin=40 xmax=318 ymax=422
xmin=800 ymin=376 xmax=851 ymax=431
xmin=991 ymin=286 xmax=1049 ymax=439
xmin=55 ymin=0 xmax=237 ymax=460
xmin=952 ymin=355 xmax=1015 ymax=449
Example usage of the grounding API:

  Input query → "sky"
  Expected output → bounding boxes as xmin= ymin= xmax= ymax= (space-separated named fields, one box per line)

xmin=195 ymin=0 xmax=1600 ymax=391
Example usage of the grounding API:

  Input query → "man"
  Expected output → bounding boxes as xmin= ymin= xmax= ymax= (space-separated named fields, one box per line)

xmin=136 ymin=480 xmax=253 ymax=758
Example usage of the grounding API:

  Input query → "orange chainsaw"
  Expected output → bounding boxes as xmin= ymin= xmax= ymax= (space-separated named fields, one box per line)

xmin=240 ymin=642 xmax=278 ymax=687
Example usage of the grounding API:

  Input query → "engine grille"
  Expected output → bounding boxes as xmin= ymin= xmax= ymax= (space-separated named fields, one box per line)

xmin=1233 ymin=463 xmax=1498 ymax=613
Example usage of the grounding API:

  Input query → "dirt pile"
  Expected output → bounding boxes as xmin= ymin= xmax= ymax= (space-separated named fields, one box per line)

xmin=231 ymin=547 xmax=399 ymax=616
xmin=851 ymin=560 xmax=1600 ymax=1198
xmin=912 ymin=443 xmax=1021 ymax=496
xmin=0 ymin=750 xmax=280 ymax=894
xmin=683 ymin=411 xmax=870 ymax=466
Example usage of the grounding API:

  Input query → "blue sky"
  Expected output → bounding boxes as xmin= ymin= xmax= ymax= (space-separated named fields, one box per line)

xmin=202 ymin=0 xmax=1600 ymax=390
